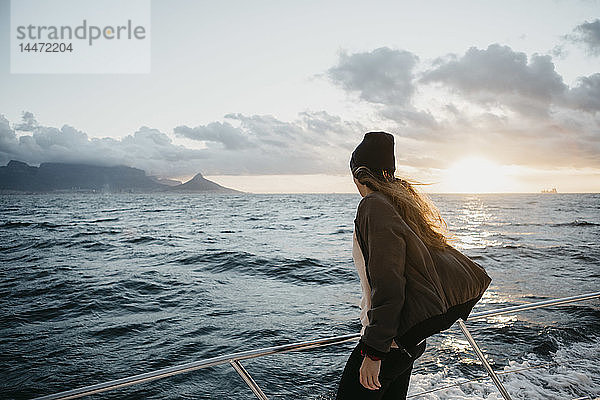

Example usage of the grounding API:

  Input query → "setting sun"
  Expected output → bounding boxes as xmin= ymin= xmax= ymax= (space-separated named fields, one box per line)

xmin=442 ymin=156 xmax=513 ymax=193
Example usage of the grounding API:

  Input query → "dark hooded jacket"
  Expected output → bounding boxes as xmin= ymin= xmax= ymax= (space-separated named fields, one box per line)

xmin=354 ymin=191 xmax=492 ymax=359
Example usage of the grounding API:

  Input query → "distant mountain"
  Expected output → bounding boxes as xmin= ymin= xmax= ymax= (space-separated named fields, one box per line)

xmin=0 ymin=160 xmax=240 ymax=194
xmin=0 ymin=160 xmax=163 ymax=192
xmin=167 ymin=172 xmax=241 ymax=193
xmin=152 ymin=177 xmax=182 ymax=187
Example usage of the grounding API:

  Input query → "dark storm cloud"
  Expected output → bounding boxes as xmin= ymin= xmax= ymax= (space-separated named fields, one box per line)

xmin=327 ymin=47 xmax=419 ymax=106
xmin=568 ymin=19 xmax=600 ymax=56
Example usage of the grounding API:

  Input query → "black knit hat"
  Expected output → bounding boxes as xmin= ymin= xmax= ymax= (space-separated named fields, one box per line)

xmin=350 ymin=131 xmax=396 ymax=178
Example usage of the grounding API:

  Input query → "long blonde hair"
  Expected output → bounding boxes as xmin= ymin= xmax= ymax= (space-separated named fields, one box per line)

xmin=353 ymin=166 xmax=451 ymax=250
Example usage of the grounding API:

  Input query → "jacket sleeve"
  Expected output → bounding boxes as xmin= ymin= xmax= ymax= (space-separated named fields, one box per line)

xmin=355 ymin=195 xmax=407 ymax=359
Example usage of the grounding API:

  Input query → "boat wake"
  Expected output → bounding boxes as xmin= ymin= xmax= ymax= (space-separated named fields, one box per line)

xmin=407 ymin=335 xmax=600 ymax=400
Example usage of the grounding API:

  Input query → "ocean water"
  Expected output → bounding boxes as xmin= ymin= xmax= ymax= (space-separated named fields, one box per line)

xmin=0 ymin=193 xmax=599 ymax=400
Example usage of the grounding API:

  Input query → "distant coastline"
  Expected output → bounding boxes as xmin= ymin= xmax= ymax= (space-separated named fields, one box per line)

xmin=0 ymin=160 xmax=242 ymax=194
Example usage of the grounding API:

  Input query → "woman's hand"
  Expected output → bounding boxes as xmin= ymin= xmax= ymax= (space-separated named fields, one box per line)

xmin=359 ymin=356 xmax=382 ymax=390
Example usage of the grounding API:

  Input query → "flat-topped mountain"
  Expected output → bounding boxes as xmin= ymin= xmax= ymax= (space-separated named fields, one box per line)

xmin=0 ymin=160 xmax=241 ymax=194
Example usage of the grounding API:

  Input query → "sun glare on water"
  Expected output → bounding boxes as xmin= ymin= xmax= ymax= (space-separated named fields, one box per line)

xmin=443 ymin=156 xmax=512 ymax=193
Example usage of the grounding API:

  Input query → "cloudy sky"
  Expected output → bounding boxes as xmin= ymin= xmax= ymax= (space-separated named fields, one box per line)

xmin=1 ymin=0 xmax=599 ymax=193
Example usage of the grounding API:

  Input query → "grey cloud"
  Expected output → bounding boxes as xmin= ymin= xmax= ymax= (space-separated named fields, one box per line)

xmin=0 ymin=113 xmax=207 ymax=178
xmin=422 ymin=44 xmax=566 ymax=115
xmin=0 ymin=110 xmax=368 ymax=177
xmin=549 ymin=44 xmax=568 ymax=59
xmin=568 ymin=19 xmax=600 ymax=56
xmin=0 ymin=115 xmax=17 ymax=151
xmin=174 ymin=121 xmax=254 ymax=150
xmin=564 ymin=73 xmax=600 ymax=113
xmin=3 ymin=38 xmax=598 ymax=179
xmin=327 ymin=44 xmax=598 ymax=121
xmin=228 ymin=110 xmax=364 ymax=153
xmin=32 ymin=124 xmax=89 ymax=150
xmin=298 ymin=110 xmax=354 ymax=137
xmin=420 ymin=44 xmax=600 ymax=115
xmin=326 ymin=47 xmax=437 ymax=127
xmin=327 ymin=47 xmax=419 ymax=106
xmin=167 ymin=43 xmax=598 ymax=173
xmin=379 ymin=107 xmax=439 ymax=130
xmin=323 ymin=44 xmax=599 ymax=169
xmin=322 ymin=43 xmax=600 ymax=169
xmin=14 ymin=111 xmax=38 ymax=132
xmin=175 ymin=110 xmax=366 ymax=174
xmin=224 ymin=113 xmax=303 ymax=148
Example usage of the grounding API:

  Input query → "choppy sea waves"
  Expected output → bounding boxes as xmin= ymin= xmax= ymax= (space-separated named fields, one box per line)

xmin=1 ymin=193 xmax=599 ymax=399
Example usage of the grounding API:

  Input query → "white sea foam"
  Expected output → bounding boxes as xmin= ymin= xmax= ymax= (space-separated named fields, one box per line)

xmin=408 ymin=338 xmax=600 ymax=400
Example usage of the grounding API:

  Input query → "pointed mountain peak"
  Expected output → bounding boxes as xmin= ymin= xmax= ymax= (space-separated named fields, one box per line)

xmin=168 ymin=171 xmax=241 ymax=193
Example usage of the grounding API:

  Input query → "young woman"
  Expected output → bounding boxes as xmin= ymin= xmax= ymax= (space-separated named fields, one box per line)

xmin=336 ymin=132 xmax=491 ymax=400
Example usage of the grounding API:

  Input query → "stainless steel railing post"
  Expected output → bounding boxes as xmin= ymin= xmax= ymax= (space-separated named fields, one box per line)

xmin=457 ymin=319 xmax=513 ymax=400
xmin=230 ymin=360 xmax=269 ymax=400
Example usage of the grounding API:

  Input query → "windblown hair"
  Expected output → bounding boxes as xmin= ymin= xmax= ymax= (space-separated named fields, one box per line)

xmin=353 ymin=166 xmax=451 ymax=250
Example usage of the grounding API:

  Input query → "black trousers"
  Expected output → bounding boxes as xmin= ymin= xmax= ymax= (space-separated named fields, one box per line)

xmin=335 ymin=340 xmax=426 ymax=400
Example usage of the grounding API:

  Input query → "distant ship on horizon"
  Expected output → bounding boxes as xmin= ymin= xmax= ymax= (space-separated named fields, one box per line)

xmin=541 ymin=187 xmax=558 ymax=193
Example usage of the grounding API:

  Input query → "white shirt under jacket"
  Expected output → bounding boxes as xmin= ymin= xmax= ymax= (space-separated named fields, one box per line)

xmin=352 ymin=229 xmax=399 ymax=348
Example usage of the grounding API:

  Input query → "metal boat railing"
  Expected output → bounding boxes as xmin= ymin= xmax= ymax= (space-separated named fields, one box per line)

xmin=33 ymin=292 xmax=600 ymax=400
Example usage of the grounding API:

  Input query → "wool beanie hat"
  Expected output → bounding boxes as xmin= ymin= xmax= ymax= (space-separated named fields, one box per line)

xmin=350 ymin=131 xmax=396 ymax=178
